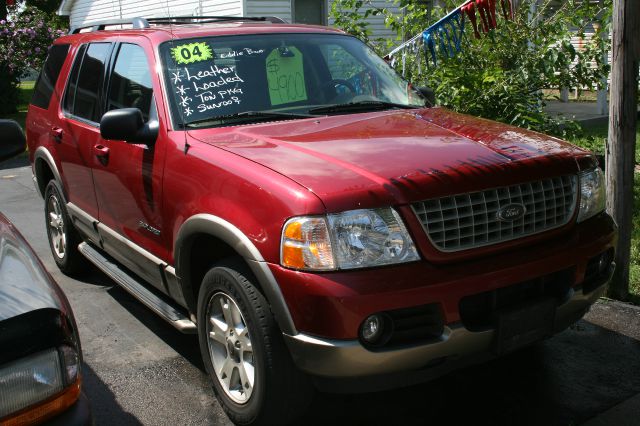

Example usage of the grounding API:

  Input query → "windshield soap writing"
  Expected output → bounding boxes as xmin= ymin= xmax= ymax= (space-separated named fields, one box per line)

xmin=171 ymin=64 xmax=245 ymax=117
xmin=167 ymin=43 xmax=266 ymax=122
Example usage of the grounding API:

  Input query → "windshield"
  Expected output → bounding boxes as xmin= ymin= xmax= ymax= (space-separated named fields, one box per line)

xmin=160 ymin=33 xmax=425 ymax=127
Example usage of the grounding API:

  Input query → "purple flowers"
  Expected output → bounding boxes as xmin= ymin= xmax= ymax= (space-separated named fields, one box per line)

xmin=0 ymin=7 xmax=67 ymax=79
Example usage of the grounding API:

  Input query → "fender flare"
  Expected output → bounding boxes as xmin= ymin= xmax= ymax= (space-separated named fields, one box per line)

xmin=175 ymin=214 xmax=297 ymax=335
xmin=33 ymin=146 xmax=65 ymax=199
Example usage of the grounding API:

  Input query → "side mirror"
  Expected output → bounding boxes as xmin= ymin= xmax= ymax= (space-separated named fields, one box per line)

xmin=100 ymin=108 xmax=158 ymax=145
xmin=417 ymin=86 xmax=436 ymax=107
xmin=0 ymin=119 xmax=26 ymax=163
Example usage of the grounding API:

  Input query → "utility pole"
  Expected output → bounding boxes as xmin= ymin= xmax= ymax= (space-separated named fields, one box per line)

xmin=605 ymin=0 xmax=639 ymax=301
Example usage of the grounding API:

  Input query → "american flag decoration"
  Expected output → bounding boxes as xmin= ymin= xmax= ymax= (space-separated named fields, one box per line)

xmin=386 ymin=0 xmax=513 ymax=71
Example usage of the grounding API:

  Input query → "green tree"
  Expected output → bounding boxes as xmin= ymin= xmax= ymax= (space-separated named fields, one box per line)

xmin=0 ymin=5 xmax=67 ymax=115
xmin=329 ymin=0 xmax=612 ymax=137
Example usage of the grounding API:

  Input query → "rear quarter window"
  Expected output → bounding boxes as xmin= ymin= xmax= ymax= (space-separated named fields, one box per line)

xmin=30 ymin=44 xmax=70 ymax=109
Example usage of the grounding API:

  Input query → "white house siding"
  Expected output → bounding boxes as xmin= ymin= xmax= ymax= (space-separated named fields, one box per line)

xmin=245 ymin=0 xmax=292 ymax=24
xmin=327 ymin=0 xmax=402 ymax=44
xmin=67 ymin=0 xmax=243 ymax=28
xmin=201 ymin=1 xmax=243 ymax=17
xmin=68 ymin=0 xmax=122 ymax=28
xmin=65 ymin=0 xmax=400 ymax=39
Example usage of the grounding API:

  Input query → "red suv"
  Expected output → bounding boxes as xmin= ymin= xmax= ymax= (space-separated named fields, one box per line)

xmin=27 ymin=16 xmax=617 ymax=425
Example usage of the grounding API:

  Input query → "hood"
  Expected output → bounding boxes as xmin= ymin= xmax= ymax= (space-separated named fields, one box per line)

xmin=189 ymin=107 xmax=594 ymax=212
xmin=0 ymin=213 xmax=65 ymax=321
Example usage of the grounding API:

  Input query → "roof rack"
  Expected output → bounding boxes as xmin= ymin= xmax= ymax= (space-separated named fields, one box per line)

xmin=69 ymin=17 xmax=149 ymax=34
xmin=148 ymin=16 xmax=286 ymax=24
xmin=69 ymin=16 xmax=286 ymax=34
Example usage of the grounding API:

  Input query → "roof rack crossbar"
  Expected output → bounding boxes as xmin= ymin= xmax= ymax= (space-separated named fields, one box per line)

xmin=146 ymin=16 xmax=286 ymax=24
xmin=69 ymin=17 xmax=149 ymax=34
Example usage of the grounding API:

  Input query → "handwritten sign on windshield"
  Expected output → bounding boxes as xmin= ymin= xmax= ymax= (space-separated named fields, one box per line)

xmin=266 ymin=47 xmax=307 ymax=106
xmin=166 ymin=43 xmax=267 ymax=123
xmin=171 ymin=42 xmax=213 ymax=65
xmin=170 ymin=64 xmax=245 ymax=120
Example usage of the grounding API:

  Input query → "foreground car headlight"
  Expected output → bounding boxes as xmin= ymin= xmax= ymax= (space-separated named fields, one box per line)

xmin=577 ymin=168 xmax=606 ymax=223
xmin=281 ymin=208 xmax=419 ymax=270
xmin=0 ymin=346 xmax=80 ymax=425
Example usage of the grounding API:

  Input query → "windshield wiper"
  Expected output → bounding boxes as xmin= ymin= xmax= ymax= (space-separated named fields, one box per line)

xmin=308 ymin=101 xmax=418 ymax=115
xmin=185 ymin=111 xmax=314 ymax=128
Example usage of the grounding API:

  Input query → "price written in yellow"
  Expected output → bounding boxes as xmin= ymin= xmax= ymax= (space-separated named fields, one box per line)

xmin=171 ymin=42 xmax=214 ymax=65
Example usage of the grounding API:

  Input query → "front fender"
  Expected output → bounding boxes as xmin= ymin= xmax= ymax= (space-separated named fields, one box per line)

xmin=175 ymin=214 xmax=297 ymax=335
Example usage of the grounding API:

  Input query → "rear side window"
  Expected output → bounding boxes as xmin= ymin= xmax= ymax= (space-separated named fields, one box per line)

xmin=107 ymin=44 xmax=153 ymax=121
xmin=63 ymin=45 xmax=86 ymax=114
xmin=64 ymin=43 xmax=111 ymax=123
xmin=31 ymin=44 xmax=70 ymax=109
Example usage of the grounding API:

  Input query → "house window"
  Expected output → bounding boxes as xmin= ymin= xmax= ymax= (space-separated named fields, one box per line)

xmin=294 ymin=0 xmax=325 ymax=25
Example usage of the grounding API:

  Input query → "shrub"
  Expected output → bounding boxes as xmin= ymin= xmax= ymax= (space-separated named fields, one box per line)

xmin=0 ymin=6 xmax=66 ymax=114
xmin=329 ymin=0 xmax=612 ymax=137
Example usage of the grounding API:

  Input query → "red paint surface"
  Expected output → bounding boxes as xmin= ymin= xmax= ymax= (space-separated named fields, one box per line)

xmin=27 ymin=24 xmax=615 ymax=340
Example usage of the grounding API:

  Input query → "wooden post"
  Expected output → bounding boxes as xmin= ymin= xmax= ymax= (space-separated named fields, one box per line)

xmin=605 ymin=0 xmax=639 ymax=301
xmin=595 ymin=22 xmax=609 ymax=116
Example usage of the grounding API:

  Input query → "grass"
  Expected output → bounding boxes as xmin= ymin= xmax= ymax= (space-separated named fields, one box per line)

xmin=2 ymin=81 xmax=35 ymax=129
xmin=570 ymin=123 xmax=640 ymax=162
xmin=568 ymin=124 xmax=640 ymax=303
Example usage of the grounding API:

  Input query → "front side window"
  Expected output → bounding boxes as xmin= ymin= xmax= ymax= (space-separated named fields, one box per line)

xmin=64 ymin=43 xmax=111 ymax=122
xmin=107 ymin=43 xmax=153 ymax=121
xmin=160 ymin=33 xmax=425 ymax=128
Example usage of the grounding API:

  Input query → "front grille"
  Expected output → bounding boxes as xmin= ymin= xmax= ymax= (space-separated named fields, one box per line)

xmin=411 ymin=175 xmax=578 ymax=252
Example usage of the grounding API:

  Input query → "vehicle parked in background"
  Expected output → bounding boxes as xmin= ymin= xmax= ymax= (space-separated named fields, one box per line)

xmin=0 ymin=120 xmax=92 ymax=425
xmin=26 ymin=17 xmax=616 ymax=425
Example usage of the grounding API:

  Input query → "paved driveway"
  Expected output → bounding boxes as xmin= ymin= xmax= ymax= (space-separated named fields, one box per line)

xmin=1 ymin=159 xmax=639 ymax=426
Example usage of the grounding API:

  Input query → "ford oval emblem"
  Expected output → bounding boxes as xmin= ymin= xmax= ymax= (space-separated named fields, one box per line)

xmin=497 ymin=203 xmax=526 ymax=221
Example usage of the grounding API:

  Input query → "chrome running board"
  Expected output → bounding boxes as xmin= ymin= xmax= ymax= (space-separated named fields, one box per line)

xmin=78 ymin=242 xmax=196 ymax=334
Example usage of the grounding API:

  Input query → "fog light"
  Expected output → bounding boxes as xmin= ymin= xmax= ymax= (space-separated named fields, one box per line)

xmin=361 ymin=315 xmax=383 ymax=343
xmin=598 ymin=250 xmax=613 ymax=274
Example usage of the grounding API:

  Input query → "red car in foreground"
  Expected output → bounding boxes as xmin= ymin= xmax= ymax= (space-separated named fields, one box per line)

xmin=26 ymin=16 xmax=616 ymax=425
xmin=0 ymin=120 xmax=91 ymax=425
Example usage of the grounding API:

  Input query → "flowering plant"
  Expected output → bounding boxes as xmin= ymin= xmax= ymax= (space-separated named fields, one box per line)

xmin=0 ymin=5 xmax=66 ymax=114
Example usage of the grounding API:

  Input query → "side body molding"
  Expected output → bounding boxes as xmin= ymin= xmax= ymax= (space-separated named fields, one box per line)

xmin=175 ymin=214 xmax=297 ymax=335
xmin=33 ymin=146 xmax=64 ymax=198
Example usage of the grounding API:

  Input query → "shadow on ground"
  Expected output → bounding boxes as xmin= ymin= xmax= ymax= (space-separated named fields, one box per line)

xmin=77 ymin=252 xmax=640 ymax=426
xmin=298 ymin=320 xmax=640 ymax=426
xmin=78 ymin=262 xmax=205 ymax=371
xmin=82 ymin=362 xmax=142 ymax=425
xmin=0 ymin=153 xmax=29 ymax=171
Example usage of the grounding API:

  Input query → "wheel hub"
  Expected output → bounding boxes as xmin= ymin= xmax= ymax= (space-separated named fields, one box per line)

xmin=206 ymin=292 xmax=255 ymax=404
xmin=226 ymin=337 xmax=241 ymax=363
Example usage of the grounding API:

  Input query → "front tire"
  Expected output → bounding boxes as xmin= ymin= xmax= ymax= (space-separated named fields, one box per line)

xmin=44 ymin=180 xmax=85 ymax=275
xmin=197 ymin=260 xmax=312 ymax=425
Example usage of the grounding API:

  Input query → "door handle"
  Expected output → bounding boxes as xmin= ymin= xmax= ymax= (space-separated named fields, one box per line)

xmin=50 ymin=127 xmax=63 ymax=143
xmin=93 ymin=144 xmax=110 ymax=165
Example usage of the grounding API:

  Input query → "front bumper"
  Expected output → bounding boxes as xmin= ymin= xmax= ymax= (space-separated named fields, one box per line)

xmin=284 ymin=266 xmax=611 ymax=386
xmin=272 ymin=213 xmax=617 ymax=340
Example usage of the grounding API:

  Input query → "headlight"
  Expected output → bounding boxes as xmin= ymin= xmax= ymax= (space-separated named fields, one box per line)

xmin=0 ymin=346 xmax=81 ymax=425
xmin=577 ymin=168 xmax=606 ymax=223
xmin=281 ymin=208 xmax=419 ymax=271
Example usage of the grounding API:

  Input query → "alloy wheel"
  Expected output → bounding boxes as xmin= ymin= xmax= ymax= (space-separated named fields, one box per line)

xmin=46 ymin=194 xmax=66 ymax=259
xmin=206 ymin=291 xmax=255 ymax=404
